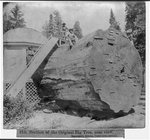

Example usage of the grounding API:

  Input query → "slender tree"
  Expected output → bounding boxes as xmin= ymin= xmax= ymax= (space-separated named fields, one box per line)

xmin=3 ymin=13 xmax=12 ymax=34
xmin=109 ymin=9 xmax=121 ymax=31
xmin=42 ymin=20 xmax=50 ymax=38
xmin=53 ymin=10 xmax=63 ymax=37
xmin=42 ymin=10 xmax=63 ymax=38
xmin=48 ymin=14 xmax=55 ymax=36
xmin=73 ymin=21 xmax=83 ymax=39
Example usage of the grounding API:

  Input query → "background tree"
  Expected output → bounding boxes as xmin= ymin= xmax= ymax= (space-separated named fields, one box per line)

xmin=53 ymin=10 xmax=63 ymax=38
xmin=109 ymin=9 xmax=121 ymax=31
xmin=125 ymin=2 xmax=145 ymax=67
xmin=42 ymin=20 xmax=50 ymax=38
xmin=3 ymin=13 xmax=12 ymax=34
xmin=3 ymin=2 xmax=10 ymax=8
xmin=9 ymin=4 xmax=26 ymax=29
xmin=42 ymin=14 xmax=55 ymax=38
xmin=3 ymin=4 xmax=26 ymax=34
xmin=48 ymin=14 xmax=55 ymax=37
xmin=42 ymin=10 xmax=63 ymax=38
xmin=73 ymin=21 xmax=83 ymax=39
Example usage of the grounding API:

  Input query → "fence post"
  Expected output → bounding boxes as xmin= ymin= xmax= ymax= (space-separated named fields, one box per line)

xmin=22 ymin=83 xmax=26 ymax=100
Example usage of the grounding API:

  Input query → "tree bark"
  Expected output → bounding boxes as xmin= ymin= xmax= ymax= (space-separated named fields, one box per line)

xmin=32 ymin=28 xmax=143 ymax=114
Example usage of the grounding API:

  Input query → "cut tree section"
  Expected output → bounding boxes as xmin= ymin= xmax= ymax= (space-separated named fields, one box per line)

xmin=33 ymin=28 xmax=143 ymax=113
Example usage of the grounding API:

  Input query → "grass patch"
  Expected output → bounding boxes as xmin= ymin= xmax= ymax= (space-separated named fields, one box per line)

xmin=3 ymin=94 xmax=35 ymax=126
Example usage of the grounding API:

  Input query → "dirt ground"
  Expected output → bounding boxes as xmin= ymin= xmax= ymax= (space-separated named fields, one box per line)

xmin=4 ymin=104 xmax=145 ymax=129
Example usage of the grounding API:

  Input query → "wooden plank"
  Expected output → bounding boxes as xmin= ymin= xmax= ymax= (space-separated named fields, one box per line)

xmin=6 ymin=37 xmax=58 ymax=98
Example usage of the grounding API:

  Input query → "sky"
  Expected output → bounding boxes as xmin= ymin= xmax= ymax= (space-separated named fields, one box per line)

xmin=3 ymin=1 xmax=126 ymax=36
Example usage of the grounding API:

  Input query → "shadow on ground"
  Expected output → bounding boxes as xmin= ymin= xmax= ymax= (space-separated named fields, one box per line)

xmin=35 ymin=99 xmax=135 ymax=121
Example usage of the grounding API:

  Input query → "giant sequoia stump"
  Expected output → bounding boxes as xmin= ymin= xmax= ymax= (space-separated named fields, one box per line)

xmin=32 ymin=28 xmax=143 ymax=115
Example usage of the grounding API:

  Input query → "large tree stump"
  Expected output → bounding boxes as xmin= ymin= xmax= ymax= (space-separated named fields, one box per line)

xmin=33 ymin=28 xmax=143 ymax=114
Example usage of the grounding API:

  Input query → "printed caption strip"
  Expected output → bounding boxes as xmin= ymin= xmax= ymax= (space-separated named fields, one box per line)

xmin=17 ymin=129 xmax=124 ymax=138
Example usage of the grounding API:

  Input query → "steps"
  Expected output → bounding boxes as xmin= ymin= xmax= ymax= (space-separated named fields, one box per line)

xmin=5 ymin=37 xmax=58 ymax=98
xmin=138 ymin=92 xmax=145 ymax=109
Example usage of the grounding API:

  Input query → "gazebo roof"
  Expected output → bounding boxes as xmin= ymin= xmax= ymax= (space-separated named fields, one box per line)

xmin=3 ymin=28 xmax=48 ymax=46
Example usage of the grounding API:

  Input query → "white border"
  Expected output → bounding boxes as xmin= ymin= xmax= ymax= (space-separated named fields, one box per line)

xmin=0 ymin=1 xmax=149 ymax=139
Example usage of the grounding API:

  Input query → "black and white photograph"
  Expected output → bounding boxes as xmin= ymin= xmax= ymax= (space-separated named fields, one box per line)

xmin=2 ymin=1 xmax=147 ymax=138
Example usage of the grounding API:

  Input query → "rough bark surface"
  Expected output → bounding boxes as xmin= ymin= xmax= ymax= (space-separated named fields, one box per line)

xmin=32 ymin=28 xmax=143 ymax=114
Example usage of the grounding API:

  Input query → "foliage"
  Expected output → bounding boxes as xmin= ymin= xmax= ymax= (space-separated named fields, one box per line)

xmin=42 ymin=10 xmax=83 ymax=40
xmin=3 ymin=2 xmax=10 ymax=8
xmin=42 ymin=10 xmax=63 ymax=38
xmin=3 ymin=4 xmax=26 ymax=34
xmin=42 ymin=20 xmax=50 ymax=38
xmin=3 ymin=94 xmax=34 ymax=125
xmin=9 ymin=4 xmax=26 ymax=28
xmin=125 ymin=2 xmax=145 ymax=67
xmin=3 ymin=13 xmax=12 ymax=34
xmin=49 ymin=14 xmax=55 ymax=36
xmin=42 ymin=14 xmax=55 ymax=38
xmin=109 ymin=9 xmax=121 ymax=31
xmin=53 ymin=10 xmax=63 ymax=37
xmin=73 ymin=21 xmax=83 ymax=39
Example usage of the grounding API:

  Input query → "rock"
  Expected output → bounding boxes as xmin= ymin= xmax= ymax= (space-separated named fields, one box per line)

xmin=32 ymin=28 xmax=143 ymax=115
xmin=43 ymin=109 xmax=52 ymax=113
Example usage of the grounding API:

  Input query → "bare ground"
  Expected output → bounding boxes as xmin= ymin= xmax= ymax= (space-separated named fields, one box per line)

xmin=4 ymin=104 xmax=145 ymax=129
